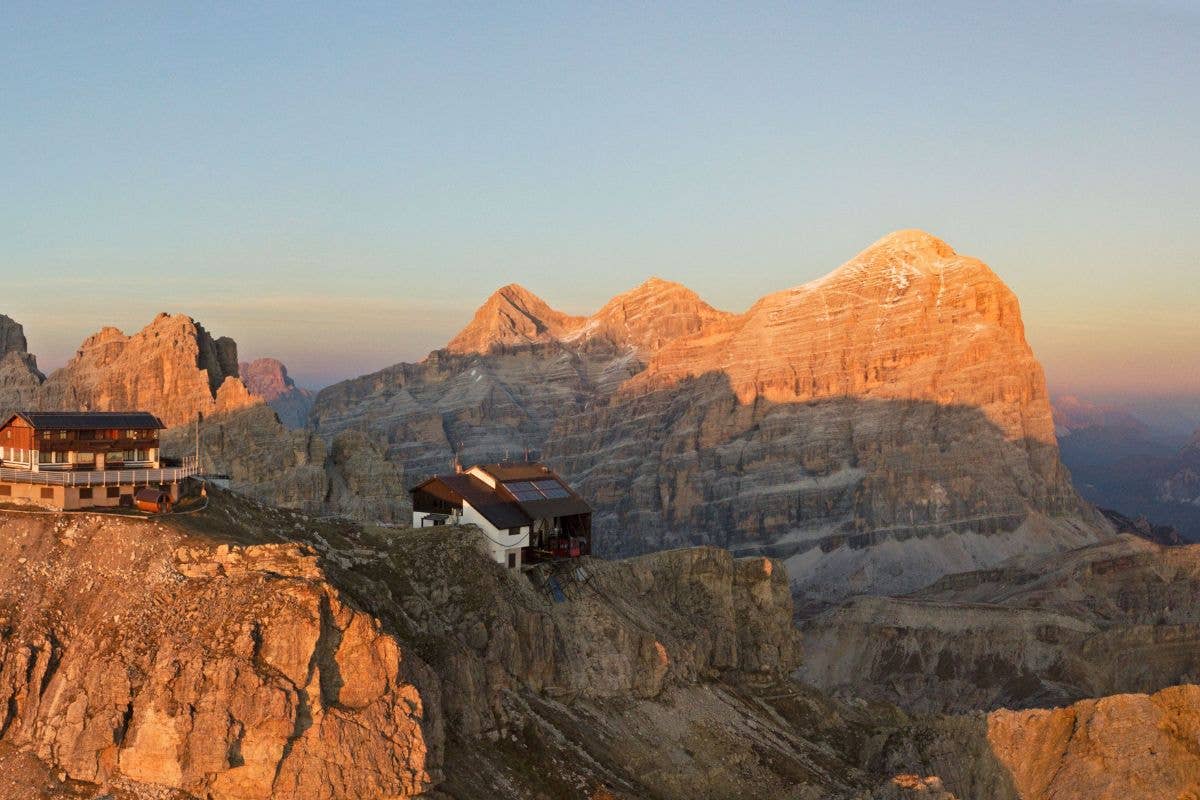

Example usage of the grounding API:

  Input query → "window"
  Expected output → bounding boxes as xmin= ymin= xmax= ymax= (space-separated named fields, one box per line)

xmin=106 ymin=487 xmax=120 ymax=499
xmin=507 ymin=552 xmax=517 ymax=569
xmin=59 ymin=431 xmax=68 ymax=439
xmin=0 ymin=486 xmax=10 ymax=497
xmin=73 ymin=452 xmax=93 ymax=466
xmin=40 ymin=488 xmax=53 ymax=500
xmin=79 ymin=488 xmax=93 ymax=500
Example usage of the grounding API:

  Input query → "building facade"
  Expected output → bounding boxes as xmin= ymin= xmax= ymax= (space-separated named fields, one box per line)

xmin=0 ymin=411 xmax=195 ymax=511
xmin=410 ymin=462 xmax=592 ymax=569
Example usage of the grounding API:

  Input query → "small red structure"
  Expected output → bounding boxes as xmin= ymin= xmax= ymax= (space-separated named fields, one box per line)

xmin=135 ymin=487 xmax=173 ymax=514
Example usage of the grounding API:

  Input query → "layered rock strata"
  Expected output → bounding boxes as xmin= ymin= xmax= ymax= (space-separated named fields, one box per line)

xmin=37 ymin=313 xmax=258 ymax=427
xmin=0 ymin=314 xmax=44 ymax=420
xmin=313 ymin=231 xmax=1107 ymax=602
xmin=800 ymin=535 xmax=1200 ymax=714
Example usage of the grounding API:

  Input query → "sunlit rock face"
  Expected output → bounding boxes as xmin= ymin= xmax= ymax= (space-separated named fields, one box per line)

xmin=0 ymin=496 xmax=817 ymax=799
xmin=312 ymin=231 xmax=1107 ymax=603
xmin=36 ymin=312 xmax=260 ymax=427
xmin=0 ymin=509 xmax=438 ymax=800
xmin=549 ymin=231 xmax=1101 ymax=601
xmin=987 ymin=685 xmax=1200 ymax=800
xmin=445 ymin=283 xmax=587 ymax=355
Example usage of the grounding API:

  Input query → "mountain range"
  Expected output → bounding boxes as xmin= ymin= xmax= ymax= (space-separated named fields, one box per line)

xmin=0 ymin=229 xmax=1112 ymax=607
xmin=6 ymin=230 xmax=1200 ymax=798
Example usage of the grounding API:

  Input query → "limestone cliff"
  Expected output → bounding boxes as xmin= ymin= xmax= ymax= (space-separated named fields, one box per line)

xmin=6 ymin=490 xmax=1198 ymax=800
xmin=0 ymin=492 xmax=899 ymax=800
xmin=987 ymin=685 xmax=1200 ymax=800
xmin=800 ymin=535 xmax=1200 ymax=714
xmin=0 ymin=314 xmax=44 ymax=420
xmin=36 ymin=313 xmax=260 ymax=427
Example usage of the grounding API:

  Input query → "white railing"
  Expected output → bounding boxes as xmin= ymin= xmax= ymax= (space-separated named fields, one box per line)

xmin=0 ymin=455 xmax=199 ymax=487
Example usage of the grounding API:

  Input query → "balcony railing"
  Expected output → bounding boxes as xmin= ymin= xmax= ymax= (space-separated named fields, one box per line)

xmin=0 ymin=455 xmax=199 ymax=487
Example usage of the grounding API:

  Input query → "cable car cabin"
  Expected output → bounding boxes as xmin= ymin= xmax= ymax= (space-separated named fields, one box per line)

xmin=135 ymin=487 xmax=173 ymax=514
xmin=410 ymin=462 xmax=592 ymax=569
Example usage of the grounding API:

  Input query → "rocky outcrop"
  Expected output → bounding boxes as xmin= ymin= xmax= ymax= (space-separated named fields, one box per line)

xmin=800 ymin=535 xmax=1200 ymax=713
xmin=239 ymin=357 xmax=314 ymax=429
xmin=0 ymin=493 xmax=867 ymax=800
xmin=37 ymin=313 xmax=260 ymax=427
xmin=0 ymin=509 xmax=440 ymax=799
xmin=987 ymin=684 xmax=1200 ymax=800
xmin=312 ymin=231 xmax=1106 ymax=603
xmin=0 ymin=315 xmax=44 ymax=420
xmin=159 ymin=404 xmax=408 ymax=524
xmin=551 ymin=231 xmax=1100 ymax=599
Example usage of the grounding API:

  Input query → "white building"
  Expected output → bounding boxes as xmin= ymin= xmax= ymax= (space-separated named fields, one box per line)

xmin=410 ymin=462 xmax=593 ymax=569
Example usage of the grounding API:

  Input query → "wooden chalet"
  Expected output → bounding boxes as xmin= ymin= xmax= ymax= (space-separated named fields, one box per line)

xmin=411 ymin=462 xmax=592 ymax=569
xmin=1 ymin=411 xmax=165 ymax=472
xmin=0 ymin=411 xmax=194 ymax=511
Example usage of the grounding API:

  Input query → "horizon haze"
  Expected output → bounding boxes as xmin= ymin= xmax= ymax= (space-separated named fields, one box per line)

xmin=4 ymin=2 xmax=1198 ymax=399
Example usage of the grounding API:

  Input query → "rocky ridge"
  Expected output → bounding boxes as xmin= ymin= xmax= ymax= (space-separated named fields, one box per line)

xmin=0 ymin=313 xmax=403 ymax=522
xmin=7 ymin=492 xmax=1200 ymax=799
xmin=0 ymin=491 xmax=933 ymax=800
xmin=5 ymin=231 xmax=1111 ymax=604
xmin=800 ymin=535 xmax=1200 ymax=715
xmin=313 ymin=230 xmax=1107 ymax=603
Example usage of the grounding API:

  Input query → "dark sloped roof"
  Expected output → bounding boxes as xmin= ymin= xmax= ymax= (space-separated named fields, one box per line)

xmin=511 ymin=495 xmax=592 ymax=519
xmin=414 ymin=473 xmax=532 ymax=530
xmin=483 ymin=463 xmax=593 ymax=518
xmin=412 ymin=462 xmax=592 ymax=531
xmin=7 ymin=411 xmax=166 ymax=430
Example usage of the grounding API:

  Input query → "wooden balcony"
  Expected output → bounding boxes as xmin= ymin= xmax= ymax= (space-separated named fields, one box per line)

xmin=0 ymin=455 xmax=199 ymax=487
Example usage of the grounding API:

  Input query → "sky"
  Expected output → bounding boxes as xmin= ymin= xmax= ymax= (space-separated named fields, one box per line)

xmin=2 ymin=1 xmax=1198 ymax=395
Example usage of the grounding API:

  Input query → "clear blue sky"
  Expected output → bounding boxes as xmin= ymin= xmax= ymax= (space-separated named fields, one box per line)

xmin=2 ymin=1 xmax=1197 ymax=394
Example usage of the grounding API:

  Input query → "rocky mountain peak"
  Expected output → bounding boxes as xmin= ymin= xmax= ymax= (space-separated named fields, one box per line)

xmin=583 ymin=277 xmax=733 ymax=354
xmin=37 ymin=313 xmax=259 ymax=427
xmin=445 ymin=283 xmax=585 ymax=355
xmin=0 ymin=314 xmax=45 ymax=417
xmin=240 ymin=357 xmax=296 ymax=401
xmin=0 ymin=314 xmax=32 ymax=360
xmin=240 ymin=357 xmax=314 ymax=428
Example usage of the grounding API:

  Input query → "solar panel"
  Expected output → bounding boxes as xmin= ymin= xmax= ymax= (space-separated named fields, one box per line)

xmin=505 ymin=477 xmax=574 ymax=502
